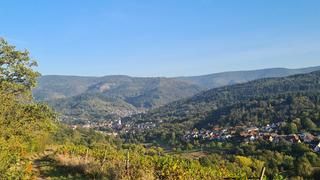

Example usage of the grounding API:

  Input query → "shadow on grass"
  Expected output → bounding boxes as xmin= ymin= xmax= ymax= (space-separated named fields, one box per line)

xmin=35 ymin=155 xmax=93 ymax=180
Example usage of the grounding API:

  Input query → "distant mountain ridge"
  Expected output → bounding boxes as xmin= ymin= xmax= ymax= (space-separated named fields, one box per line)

xmin=34 ymin=66 xmax=320 ymax=101
xmin=176 ymin=66 xmax=320 ymax=89
xmin=33 ymin=66 xmax=320 ymax=124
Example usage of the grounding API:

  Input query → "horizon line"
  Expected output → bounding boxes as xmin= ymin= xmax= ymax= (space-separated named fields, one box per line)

xmin=39 ymin=65 xmax=320 ymax=78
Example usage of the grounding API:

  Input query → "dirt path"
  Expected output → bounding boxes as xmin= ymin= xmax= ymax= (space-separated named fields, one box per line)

xmin=27 ymin=148 xmax=56 ymax=179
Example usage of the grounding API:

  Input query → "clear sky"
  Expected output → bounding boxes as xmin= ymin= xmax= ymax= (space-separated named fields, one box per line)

xmin=1 ymin=0 xmax=320 ymax=77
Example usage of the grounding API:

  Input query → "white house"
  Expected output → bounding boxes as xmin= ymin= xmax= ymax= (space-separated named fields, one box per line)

xmin=314 ymin=143 xmax=320 ymax=153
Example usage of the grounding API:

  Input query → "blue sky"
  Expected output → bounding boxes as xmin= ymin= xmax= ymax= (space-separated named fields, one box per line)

xmin=1 ymin=0 xmax=320 ymax=77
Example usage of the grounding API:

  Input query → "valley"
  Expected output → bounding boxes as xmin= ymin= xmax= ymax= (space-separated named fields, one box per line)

xmin=2 ymin=1 xmax=320 ymax=177
xmin=33 ymin=68 xmax=320 ymax=178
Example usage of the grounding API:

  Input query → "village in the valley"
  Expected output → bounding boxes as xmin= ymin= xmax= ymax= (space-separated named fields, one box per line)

xmin=182 ymin=122 xmax=320 ymax=153
xmin=72 ymin=118 xmax=320 ymax=153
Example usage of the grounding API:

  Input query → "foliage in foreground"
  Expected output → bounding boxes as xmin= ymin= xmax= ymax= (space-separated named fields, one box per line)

xmin=52 ymin=140 xmax=258 ymax=179
xmin=0 ymin=38 xmax=57 ymax=178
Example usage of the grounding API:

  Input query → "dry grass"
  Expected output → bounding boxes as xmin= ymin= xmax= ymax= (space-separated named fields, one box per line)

xmin=54 ymin=153 xmax=101 ymax=177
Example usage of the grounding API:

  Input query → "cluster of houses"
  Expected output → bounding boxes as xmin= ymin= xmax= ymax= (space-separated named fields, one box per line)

xmin=183 ymin=123 xmax=320 ymax=153
xmin=71 ymin=119 xmax=124 ymax=130
xmin=136 ymin=122 xmax=156 ymax=130
xmin=119 ymin=121 xmax=157 ymax=134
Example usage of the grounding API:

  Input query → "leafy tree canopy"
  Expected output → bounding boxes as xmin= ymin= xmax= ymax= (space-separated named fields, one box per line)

xmin=0 ymin=38 xmax=40 ymax=97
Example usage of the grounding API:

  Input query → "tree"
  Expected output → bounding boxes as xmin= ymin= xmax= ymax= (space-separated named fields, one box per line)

xmin=296 ymin=157 xmax=313 ymax=177
xmin=169 ymin=132 xmax=176 ymax=146
xmin=286 ymin=123 xmax=298 ymax=134
xmin=0 ymin=38 xmax=55 ymax=178
xmin=0 ymin=38 xmax=40 ymax=97
xmin=302 ymin=118 xmax=317 ymax=130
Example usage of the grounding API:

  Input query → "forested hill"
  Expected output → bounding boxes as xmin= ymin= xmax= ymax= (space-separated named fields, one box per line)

xmin=34 ymin=76 xmax=202 ymax=124
xmin=33 ymin=66 xmax=320 ymax=124
xmin=127 ymin=70 xmax=320 ymax=132
xmin=34 ymin=75 xmax=202 ymax=103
